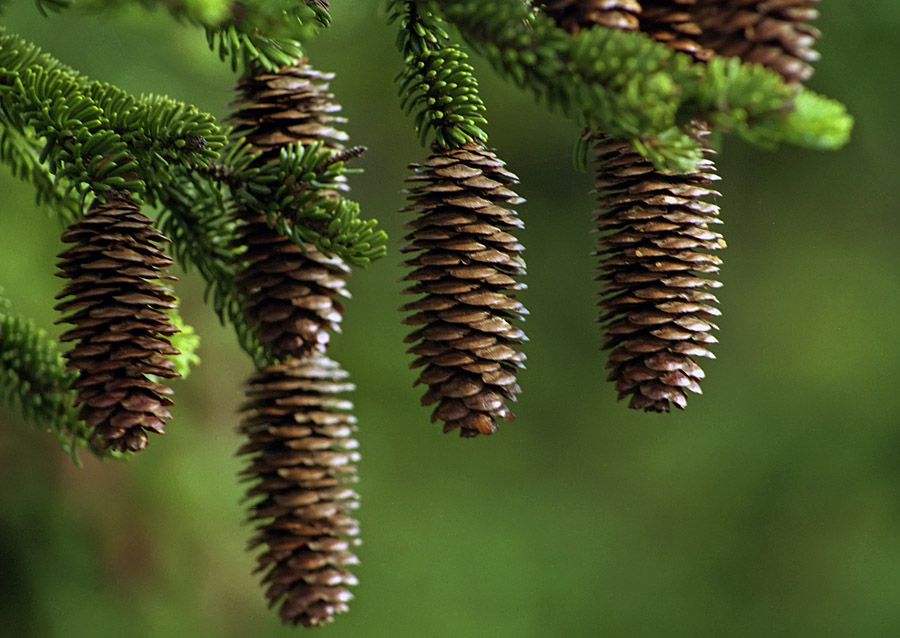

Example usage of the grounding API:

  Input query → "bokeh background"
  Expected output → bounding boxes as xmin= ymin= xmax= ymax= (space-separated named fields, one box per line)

xmin=1 ymin=2 xmax=898 ymax=637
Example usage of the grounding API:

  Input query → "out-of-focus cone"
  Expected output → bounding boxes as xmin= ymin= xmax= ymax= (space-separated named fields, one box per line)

xmin=238 ymin=355 xmax=360 ymax=627
xmin=535 ymin=0 xmax=642 ymax=32
xmin=692 ymin=0 xmax=821 ymax=84
xmin=640 ymin=0 xmax=716 ymax=61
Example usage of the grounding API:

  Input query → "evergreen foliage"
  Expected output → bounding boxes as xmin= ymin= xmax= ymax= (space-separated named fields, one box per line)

xmin=433 ymin=0 xmax=851 ymax=172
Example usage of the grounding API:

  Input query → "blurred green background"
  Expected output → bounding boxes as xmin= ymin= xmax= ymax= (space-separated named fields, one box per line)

xmin=2 ymin=2 xmax=899 ymax=637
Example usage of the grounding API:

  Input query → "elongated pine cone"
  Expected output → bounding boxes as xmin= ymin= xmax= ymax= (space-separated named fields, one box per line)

xmin=401 ymin=143 xmax=527 ymax=438
xmin=238 ymin=356 xmax=360 ymax=627
xmin=536 ymin=0 xmax=642 ymax=32
xmin=691 ymin=0 xmax=821 ymax=84
xmin=54 ymin=196 xmax=179 ymax=452
xmin=230 ymin=61 xmax=352 ymax=359
xmin=594 ymin=127 xmax=723 ymax=412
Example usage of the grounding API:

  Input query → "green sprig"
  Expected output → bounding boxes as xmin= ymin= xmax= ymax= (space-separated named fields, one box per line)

xmin=233 ymin=142 xmax=388 ymax=266
xmin=389 ymin=0 xmax=488 ymax=148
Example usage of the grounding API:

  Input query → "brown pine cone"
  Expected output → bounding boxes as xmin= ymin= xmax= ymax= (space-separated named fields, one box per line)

xmin=640 ymin=0 xmax=716 ymax=61
xmin=691 ymin=0 xmax=821 ymax=84
xmin=230 ymin=60 xmax=353 ymax=359
xmin=593 ymin=126 xmax=723 ymax=412
xmin=400 ymin=143 xmax=527 ymax=438
xmin=54 ymin=196 xmax=180 ymax=452
xmin=238 ymin=356 xmax=360 ymax=627
xmin=231 ymin=62 xmax=349 ymax=167
xmin=539 ymin=0 xmax=725 ymax=412
xmin=536 ymin=0 xmax=642 ymax=32
xmin=234 ymin=230 xmax=350 ymax=358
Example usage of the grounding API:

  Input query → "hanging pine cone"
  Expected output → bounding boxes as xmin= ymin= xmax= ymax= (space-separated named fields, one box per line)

xmin=238 ymin=355 xmax=360 ymax=627
xmin=691 ymin=0 xmax=821 ymax=84
xmin=230 ymin=62 xmax=349 ymax=167
xmin=400 ymin=143 xmax=527 ymax=438
xmin=536 ymin=0 xmax=642 ymax=32
xmin=537 ymin=0 xmax=725 ymax=412
xmin=230 ymin=60 xmax=353 ymax=359
xmin=640 ymin=0 xmax=716 ymax=61
xmin=593 ymin=126 xmax=723 ymax=412
xmin=54 ymin=196 xmax=180 ymax=452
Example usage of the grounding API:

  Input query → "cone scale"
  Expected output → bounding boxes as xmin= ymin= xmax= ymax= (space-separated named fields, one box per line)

xmin=536 ymin=0 xmax=642 ymax=32
xmin=640 ymin=0 xmax=716 ymax=61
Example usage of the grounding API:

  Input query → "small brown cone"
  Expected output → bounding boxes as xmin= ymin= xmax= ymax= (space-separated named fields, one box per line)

xmin=400 ymin=143 xmax=527 ymax=438
xmin=593 ymin=126 xmax=724 ymax=412
xmin=536 ymin=0 xmax=642 ymax=32
xmin=54 ymin=196 xmax=180 ymax=452
xmin=691 ymin=0 xmax=821 ymax=84
xmin=230 ymin=61 xmax=352 ymax=359
xmin=238 ymin=355 xmax=360 ymax=627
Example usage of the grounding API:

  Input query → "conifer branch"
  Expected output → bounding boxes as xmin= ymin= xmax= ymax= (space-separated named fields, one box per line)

xmin=151 ymin=161 xmax=270 ymax=363
xmin=48 ymin=0 xmax=327 ymax=71
xmin=0 ymin=31 xmax=223 ymax=199
xmin=1 ymin=31 xmax=385 ymax=363
xmin=232 ymin=142 xmax=387 ymax=266
xmin=152 ymin=139 xmax=386 ymax=365
xmin=199 ymin=0 xmax=327 ymax=72
xmin=0 ymin=297 xmax=101 ymax=461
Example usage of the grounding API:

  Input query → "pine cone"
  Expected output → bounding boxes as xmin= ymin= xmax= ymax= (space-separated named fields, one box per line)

xmin=538 ymin=0 xmax=725 ymax=412
xmin=593 ymin=127 xmax=723 ymax=412
xmin=400 ymin=143 xmax=527 ymax=438
xmin=640 ymin=0 xmax=716 ymax=61
xmin=231 ymin=62 xmax=349 ymax=166
xmin=238 ymin=356 xmax=360 ymax=627
xmin=54 ymin=196 xmax=179 ymax=452
xmin=536 ymin=0 xmax=642 ymax=32
xmin=691 ymin=0 xmax=821 ymax=84
xmin=230 ymin=61 xmax=352 ymax=359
